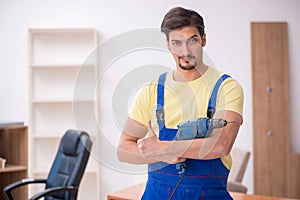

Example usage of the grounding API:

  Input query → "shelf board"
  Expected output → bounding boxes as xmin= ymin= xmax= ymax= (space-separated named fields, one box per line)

xmin=29 ymin=28 xmax=97 ymax=34
xmin=0 ymin=164 xmax=27 ymax=173
xmin=31 ymin=98 xmax=94 ymax=103
xmin=32 ymin=168 xmax=98 ymax=174
xmin=31 ymin=64 xmax=94 ymax=69
xmin=32 ymin=134 xmax=97 ymax=139
xmin=32 ymin=135 xmax=61 ymax=139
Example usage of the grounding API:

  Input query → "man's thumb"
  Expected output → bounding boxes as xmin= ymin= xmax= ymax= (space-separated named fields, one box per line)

xmin=147 ymin=120 xmax=156 ymax=137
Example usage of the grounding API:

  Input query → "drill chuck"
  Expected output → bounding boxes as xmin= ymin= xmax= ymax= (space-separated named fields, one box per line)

xmin=209 ymin=118 xmax=228 ymax=129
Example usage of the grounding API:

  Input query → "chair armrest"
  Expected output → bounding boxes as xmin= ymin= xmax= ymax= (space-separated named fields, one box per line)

xmin=29 ymin=186 xmax=78 ymax=200
xmin=3 ymin=178 xmax=46 ymax=200
xmin=227 ymin=181 xmax=248 ymax=193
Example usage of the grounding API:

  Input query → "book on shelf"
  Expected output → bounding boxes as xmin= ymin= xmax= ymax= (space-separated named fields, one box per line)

xmin=0 ymin=120 xmax=24 ymax=128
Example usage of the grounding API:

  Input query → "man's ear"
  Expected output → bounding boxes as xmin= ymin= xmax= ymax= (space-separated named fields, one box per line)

xmin=201 ymin=33 xmax=206 ymax=47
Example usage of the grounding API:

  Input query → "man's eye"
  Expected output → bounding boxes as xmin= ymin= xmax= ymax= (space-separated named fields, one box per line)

xmin=188 ymin=38 xmax=198 ymax=44
xmin=172 ymin=41 xmax=181 ymax=46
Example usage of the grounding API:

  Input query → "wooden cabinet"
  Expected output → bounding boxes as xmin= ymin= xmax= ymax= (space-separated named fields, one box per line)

xmin=251 ymin=22 xmax=300 ymax=198
xmin=0 ymin=125 xmax=28 ymax=200
xmin=28 ymin=28 xmax=100 ymax=199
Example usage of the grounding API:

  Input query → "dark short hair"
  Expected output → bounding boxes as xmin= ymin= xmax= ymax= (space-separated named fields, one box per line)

xmin=161 ymin=7 xmax=205 ymax=40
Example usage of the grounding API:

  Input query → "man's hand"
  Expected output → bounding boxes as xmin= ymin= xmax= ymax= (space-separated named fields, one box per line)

xmin=137 ymin=121 xmax=186 ymax=164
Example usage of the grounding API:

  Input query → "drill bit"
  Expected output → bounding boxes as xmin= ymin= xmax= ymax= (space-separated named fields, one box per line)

xmin=226 ymin=121 xmax=237 ymax=124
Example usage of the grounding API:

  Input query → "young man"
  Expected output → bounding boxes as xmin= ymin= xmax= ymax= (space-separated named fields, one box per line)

xmin=117 ymin=6 xmax=244 ymax=200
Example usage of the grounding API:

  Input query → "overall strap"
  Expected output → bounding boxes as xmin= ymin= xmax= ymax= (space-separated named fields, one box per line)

xmin=207 ymin=74 xmax=231 ymax=119
xmin=156 ymin=72 xmax=167 ymax=130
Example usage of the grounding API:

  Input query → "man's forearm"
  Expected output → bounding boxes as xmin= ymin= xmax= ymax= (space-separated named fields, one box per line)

xmin=164 ymin=120 xmax=241 ymax=160
xmin=167 ymin=132 xmax=229 ymax=160
xmin=169 ymin=111 xmax=242 ymax=160
xmin=119 ymin=111 xmax=241 ymax=164
xmin=117 ymin=140 xmax=158 ymax=164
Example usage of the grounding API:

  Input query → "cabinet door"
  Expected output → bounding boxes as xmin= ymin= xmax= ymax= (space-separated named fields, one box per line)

xmin=252 ymin=22 xmax=300 ymax=198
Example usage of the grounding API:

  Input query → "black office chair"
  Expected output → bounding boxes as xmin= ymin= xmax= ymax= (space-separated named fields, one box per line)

xmin=3 ymin=129 xmax=93 ymax=200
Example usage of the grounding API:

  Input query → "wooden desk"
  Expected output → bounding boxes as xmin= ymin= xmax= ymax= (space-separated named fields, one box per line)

xmin=107 ymin=183 xmax=299 ymax=200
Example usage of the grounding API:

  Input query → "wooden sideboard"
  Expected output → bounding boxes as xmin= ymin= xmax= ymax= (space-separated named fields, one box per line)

xmin=0 ymin=125 xmax=28 ymax=200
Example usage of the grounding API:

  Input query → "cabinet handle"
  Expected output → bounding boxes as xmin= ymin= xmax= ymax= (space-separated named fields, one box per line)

xmin=267 ymin=130 xmax=274 ymax=137
xmin=266 ymin=86 xmax=273 ymax=93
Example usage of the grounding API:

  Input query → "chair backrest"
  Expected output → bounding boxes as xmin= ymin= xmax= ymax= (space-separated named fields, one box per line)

xmin=45 ymin=129 xmax=92 ymax=199
xmin=229 ymin=147 xmax=250 ymax=183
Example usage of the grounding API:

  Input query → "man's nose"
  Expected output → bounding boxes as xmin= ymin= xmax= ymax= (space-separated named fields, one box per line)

xmin=179 ymin=42 xmax=191 ymax=56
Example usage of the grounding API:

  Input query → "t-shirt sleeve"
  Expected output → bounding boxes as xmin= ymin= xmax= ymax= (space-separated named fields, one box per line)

xmin=216 ymin=78 xmax=244 ymax=118
xmin=128 ymin=83 xmax=154 ymax=126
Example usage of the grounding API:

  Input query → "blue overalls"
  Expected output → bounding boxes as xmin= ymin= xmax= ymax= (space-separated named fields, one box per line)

xmin=141 ymin=73 xmax=233 ymax=200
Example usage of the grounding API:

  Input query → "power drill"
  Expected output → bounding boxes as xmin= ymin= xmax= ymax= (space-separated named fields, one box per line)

xmin=176 ymin=118 xmax=229 ymax=140
xmin=175 ymin=117 xmax=231 ymax=173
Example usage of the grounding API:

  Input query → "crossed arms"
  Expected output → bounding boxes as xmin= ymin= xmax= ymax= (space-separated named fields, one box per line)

xmin=117 ymin=110 xmax=242 ymax=165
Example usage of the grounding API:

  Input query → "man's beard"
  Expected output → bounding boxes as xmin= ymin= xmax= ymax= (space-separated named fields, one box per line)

xmin=178 ymin=56 xmax=197 ymax=71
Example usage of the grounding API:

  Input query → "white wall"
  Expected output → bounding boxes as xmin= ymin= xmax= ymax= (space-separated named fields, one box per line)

xmin=1 ymin=0 xmax=299 ymax=199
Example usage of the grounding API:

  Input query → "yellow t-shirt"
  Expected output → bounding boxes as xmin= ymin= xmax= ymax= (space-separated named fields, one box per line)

xmin=129 ymin=67 xmax=244 ymax=169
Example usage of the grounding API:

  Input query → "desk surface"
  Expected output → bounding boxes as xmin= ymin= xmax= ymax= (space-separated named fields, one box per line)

xmin=107 ymin=182 xmax=299 ymax=200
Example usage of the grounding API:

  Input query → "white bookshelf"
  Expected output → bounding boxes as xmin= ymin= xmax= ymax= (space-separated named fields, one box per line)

xmin=28 ymin=28 xmax=99 ymax=199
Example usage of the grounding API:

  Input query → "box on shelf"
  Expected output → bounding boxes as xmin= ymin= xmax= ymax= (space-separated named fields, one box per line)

xmin=0 ymin=158 xmax=6 ymax=169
